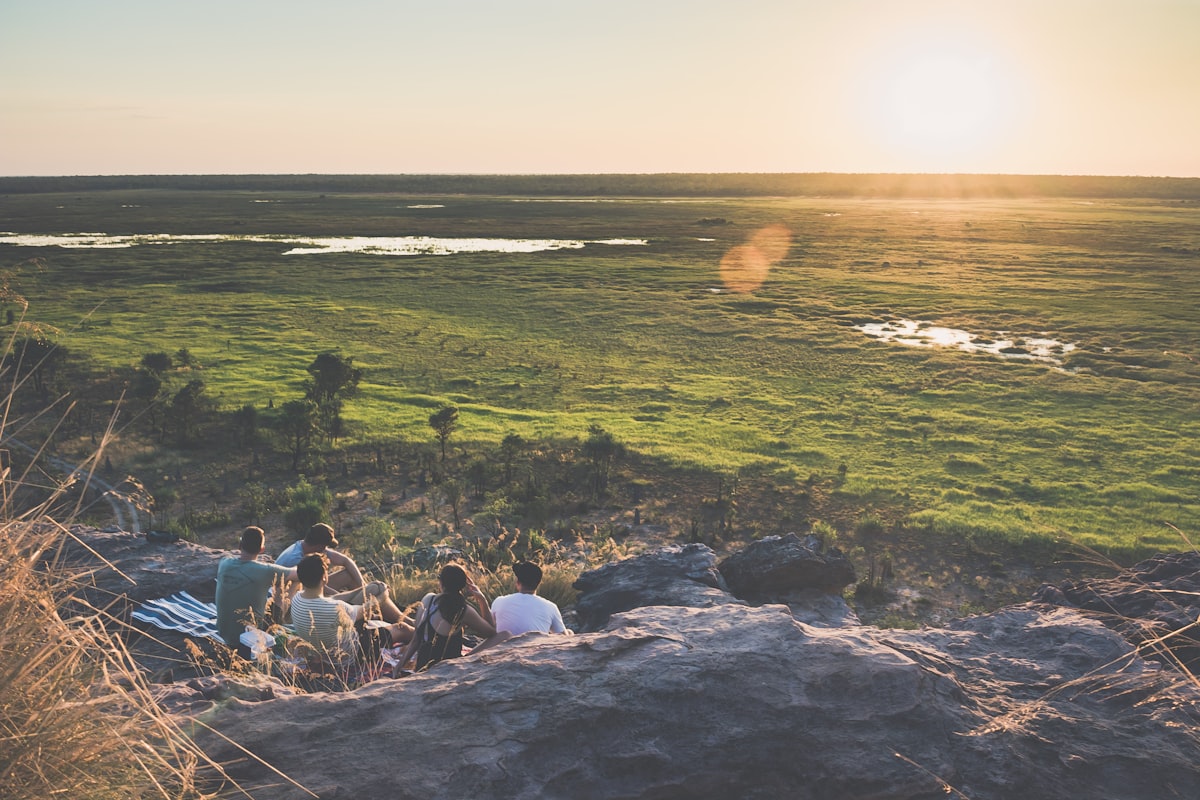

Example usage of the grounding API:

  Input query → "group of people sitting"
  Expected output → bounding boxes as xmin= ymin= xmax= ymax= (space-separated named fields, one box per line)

xmin=214 ymin=523 xmax=571 ymax=676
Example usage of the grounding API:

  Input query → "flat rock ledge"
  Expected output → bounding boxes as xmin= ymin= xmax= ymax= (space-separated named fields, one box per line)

xmin=193 ymin=603 xmax=1200 ymax=800
xmin=58 ymin=528 xmax=1200 ymax=800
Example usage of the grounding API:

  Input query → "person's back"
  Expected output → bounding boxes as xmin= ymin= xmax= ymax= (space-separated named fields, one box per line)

xmin=215 ymin=527 xmax=294 ymax=650
xmin=492 ymin=561 xmax=569 ymax=636
xmin=290 ymin=592 xmax=357 ymax=653
xmin=275 ymin=537 xmax=304 ymax=568
xmin=492 ymin=591 xmax=565 ymax=635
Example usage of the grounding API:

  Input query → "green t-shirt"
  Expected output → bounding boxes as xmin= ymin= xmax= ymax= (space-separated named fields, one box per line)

xmin=215 ymin=557 xmax=290 ymax=647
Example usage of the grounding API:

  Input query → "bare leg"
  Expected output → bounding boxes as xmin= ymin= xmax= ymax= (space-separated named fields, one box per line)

xmin=335 ymin=584 xmax=410 ymax=626
xmin=326 ymin=567 xmax=363 ymax=593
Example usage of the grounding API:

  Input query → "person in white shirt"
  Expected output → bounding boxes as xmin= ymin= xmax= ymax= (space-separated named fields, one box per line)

xmin=492 ymin=561 xmax=572 ymax=637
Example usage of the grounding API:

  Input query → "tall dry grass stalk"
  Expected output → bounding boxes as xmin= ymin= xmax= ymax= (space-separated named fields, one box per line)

xmin=0 ymin=291 xmax=241 ymax=798
xmin=0 ymin=485 xmax=231 ymax=797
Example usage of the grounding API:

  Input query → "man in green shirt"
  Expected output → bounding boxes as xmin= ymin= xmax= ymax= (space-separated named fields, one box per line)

xmin=215 ymin=526 xmax=297 ymax=655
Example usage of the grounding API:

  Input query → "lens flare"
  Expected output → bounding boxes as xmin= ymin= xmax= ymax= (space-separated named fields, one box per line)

xmin=719 ymin=224 xmax=791 ymax=293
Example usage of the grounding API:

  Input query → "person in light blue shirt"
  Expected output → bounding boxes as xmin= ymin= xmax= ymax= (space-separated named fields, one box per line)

xmin=277 ymin=522 xmax=363 ymax=592
xmin=279 ymin=522 xmax=410 ymax=627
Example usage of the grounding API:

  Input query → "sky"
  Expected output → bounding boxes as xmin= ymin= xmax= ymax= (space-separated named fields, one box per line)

xmin=2 ymin=0 xmax=1198 ymax=177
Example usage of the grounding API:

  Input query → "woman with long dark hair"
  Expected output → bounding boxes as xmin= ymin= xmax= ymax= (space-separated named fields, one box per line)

xmin=400 ymin=564 xmax=505 ymax=671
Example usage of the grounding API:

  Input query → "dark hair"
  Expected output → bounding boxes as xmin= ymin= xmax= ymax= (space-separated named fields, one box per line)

xmin=297 ymin=554 xmax=328 ymax=589
xmin=304 ymin=522 xmax=338 ymax=549
xmin=513 ymin=561 xmax=543 ymax=590
xmin=240 ymin=526 xmax=265 ymax=554
xmin=435 ymin=564 xmax=469 ymax=621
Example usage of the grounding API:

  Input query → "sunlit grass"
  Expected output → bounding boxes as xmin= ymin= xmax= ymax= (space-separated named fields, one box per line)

xmin=4 ymin=191 xmax=1199 ymax=554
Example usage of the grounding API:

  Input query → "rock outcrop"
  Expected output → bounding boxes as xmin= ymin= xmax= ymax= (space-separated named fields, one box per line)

xmin=1035 ymin=550 xmax=1200 ymax=668
xmin=195 ymin=604 xmax=1200 ymax=800
xmin=718 ymin=531 xmax=856 ymax=598
xmin=60 ymin=528 xmax=1200 ymax=800
xmin=57 ymin=525 xmax=225 ymax=612
xmin=571 ymin=542 xmax=741 ymax=632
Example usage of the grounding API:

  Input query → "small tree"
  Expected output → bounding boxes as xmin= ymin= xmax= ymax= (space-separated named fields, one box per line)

xmin=140 ymin=351 xmax=173 ymax=375
xmin=582 ymin=423 xmax=622 ymax=500
xmin=440 ymin=479 xmax=464 ymax=530
xmin=277 ymin=399 xmax=318 ymax=472
xmin=174 ymin=348 xmax=199 ymax=369
xmin=282 ymin=477 xmax=330 ymax=536
xmin=466 ymin=458 xmax=489 ymax=499
xmin=305 ymin=352 xmax=361 ymax=442
xmin=499 ymin=432 xmax=525 ymax=485
xmin=168 ymin=379 xmax=210 ymax=444
xmin=129 ymin=368 xmax=163 ymax=430
xmin=5 ymin=336 xmax=65 ymax=400
xmin=232 ymin=403 xmax=258 ymax=443
xmin=238 ymin=482 xmax=271 ymax=526
xmin=429 ymin=405 xmax=459 ymax=462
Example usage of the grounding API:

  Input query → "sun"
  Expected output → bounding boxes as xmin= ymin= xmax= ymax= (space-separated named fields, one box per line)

xmin=858 ymin=32 xmax=1021 ymax=169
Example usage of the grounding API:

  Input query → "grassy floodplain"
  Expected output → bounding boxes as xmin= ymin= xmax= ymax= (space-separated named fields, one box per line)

xmin=1 ymin=175 xmax=1199 ymax=556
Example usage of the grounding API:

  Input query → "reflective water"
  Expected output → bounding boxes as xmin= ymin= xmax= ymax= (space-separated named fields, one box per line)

xmin=855 ymin=318 xmax=1076 ymax=365
xmin=0 ymin=232 xmax=647 ymax=255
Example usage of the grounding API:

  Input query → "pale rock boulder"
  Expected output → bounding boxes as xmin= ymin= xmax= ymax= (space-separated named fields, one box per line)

xmin=195 ymin=603 xmax=1200 ymax=800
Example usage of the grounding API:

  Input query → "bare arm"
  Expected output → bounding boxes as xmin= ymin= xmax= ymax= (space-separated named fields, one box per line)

xmin=325 ymin=549 xmax=364 ymax=587
xmin=461 ymin=605 xmax=497 ymax=638
xmin=465 ymin=579 xmax=494 ymax=628
xmin=398 ymin=598 xmax=428 ymax=668
xmin=272 ymin=564 xmax=298 ymax=582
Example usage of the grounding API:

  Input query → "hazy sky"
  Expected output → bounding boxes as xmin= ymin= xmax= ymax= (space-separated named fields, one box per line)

xmin=2 ymin=0 xmax=1198 ymax=177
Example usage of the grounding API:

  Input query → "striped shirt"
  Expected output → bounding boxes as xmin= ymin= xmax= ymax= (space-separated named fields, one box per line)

xmin=289 ymin=593 xmax=359 ymax=653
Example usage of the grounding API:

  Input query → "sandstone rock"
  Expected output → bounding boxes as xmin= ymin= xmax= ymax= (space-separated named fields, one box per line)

xmin=151 ymin=674 xmax=303 ymax=715
xmin=718 ymin=531 xmax=856 ymax=599
xmin=1035 ymin=551 xmax=1200 ymax=667
xmin=53 ymin=526 xmax=230 ymax=680
xmin=572 ymin=543 xmax=740 ymax=632
xmin=194 ymin=603 xmax=1200 ymax=800
xmin=49 ymin=528 xmax=1200 ymax=798
xmin=56 ymin=525 xmax=225 ymax=612
xmin=402 ymin=544 xmax=466 ymax=571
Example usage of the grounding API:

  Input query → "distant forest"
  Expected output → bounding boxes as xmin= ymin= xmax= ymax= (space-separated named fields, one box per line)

xmin=3 ymin=173 xmax=1200 ymax=200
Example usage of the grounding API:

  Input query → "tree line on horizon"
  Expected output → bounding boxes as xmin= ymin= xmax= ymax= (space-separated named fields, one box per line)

xmin=3 ymin=172 xmax=1200 ymax=200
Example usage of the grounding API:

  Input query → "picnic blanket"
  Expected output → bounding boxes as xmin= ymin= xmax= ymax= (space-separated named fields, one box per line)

xmin=132 ymin=591 xmax=225 ymax=644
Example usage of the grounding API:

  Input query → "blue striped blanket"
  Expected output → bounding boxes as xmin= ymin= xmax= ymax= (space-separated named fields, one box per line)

xmin=132 ymin=591 xmax=225 ymax=644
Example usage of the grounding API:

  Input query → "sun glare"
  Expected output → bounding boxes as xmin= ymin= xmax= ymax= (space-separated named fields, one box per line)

xmin=857 ymin=28 xmax=1022 ymax=169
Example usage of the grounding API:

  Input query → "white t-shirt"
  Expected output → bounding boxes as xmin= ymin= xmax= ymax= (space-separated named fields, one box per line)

xmin=492 ymin=592 xmax=567 ymax=636
xmin=290 ymin=593 xmax=359 ymax=652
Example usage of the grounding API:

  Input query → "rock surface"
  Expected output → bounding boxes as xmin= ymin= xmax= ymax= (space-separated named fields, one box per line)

xmin=56 ymin=525 xmax=225 ymax=612
xmin=1035 ymin=550 xmax=1200 ymax=668
xmin=58 ymin=528 xmax=1200 ymax=799
xmin=571 ymin=542 xmax=742 ymax=632
xmin=195 ymin=603 xmax=1200 ymax=800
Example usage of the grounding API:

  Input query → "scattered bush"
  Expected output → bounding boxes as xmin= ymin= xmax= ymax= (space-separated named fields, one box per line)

xmin=283 ymin=476 xmax=331 ymax=535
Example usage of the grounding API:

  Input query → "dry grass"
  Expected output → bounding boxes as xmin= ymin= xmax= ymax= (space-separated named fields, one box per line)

xmin=0 ymin=494 xmax=225 ymax=797
xmin=0 ymin=303 xmax=242 ymax=798
xmin=374 ymin=526 xmax=640 ymax=618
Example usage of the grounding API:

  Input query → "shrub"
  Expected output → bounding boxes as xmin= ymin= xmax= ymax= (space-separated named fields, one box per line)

xmin=854 ymin=514 xmax=886 ymax=537
xmin=283 ymin=476 xmax=331 ymax=535
xmin=348 ymin=516 xmax=401 ymax=564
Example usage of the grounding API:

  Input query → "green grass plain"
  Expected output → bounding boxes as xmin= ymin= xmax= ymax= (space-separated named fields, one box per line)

xmin=2 ymin=182 xmax=1199 ymax=554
